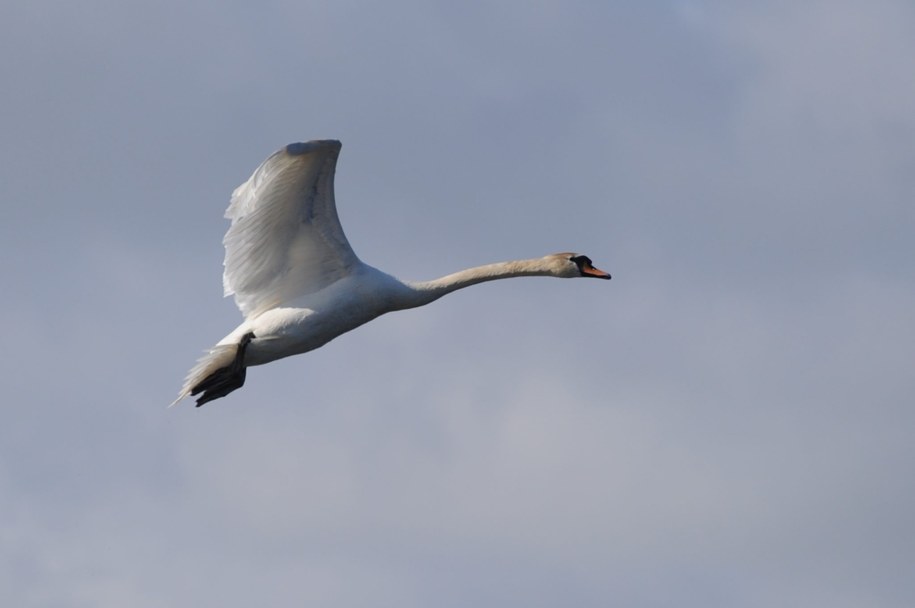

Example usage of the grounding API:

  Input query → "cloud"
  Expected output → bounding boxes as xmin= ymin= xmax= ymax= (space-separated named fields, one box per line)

xmin=1 ymin=1 xmax=914 ymax=606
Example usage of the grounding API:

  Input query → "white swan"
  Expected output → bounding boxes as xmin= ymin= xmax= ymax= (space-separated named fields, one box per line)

xmin=173 ymin=140 xmax=610 ymax=406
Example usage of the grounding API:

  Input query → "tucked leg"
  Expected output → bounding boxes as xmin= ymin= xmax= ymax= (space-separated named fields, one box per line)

xmin=191 ymin=332 xmax=255 ymax=407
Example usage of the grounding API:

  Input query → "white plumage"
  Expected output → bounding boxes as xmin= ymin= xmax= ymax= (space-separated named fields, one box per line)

xmin=173 ymin=140 xmax=610 ymax=406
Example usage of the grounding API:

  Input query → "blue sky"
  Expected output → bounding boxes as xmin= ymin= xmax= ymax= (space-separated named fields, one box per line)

xmin=2 ymin=1 xmax=914 ymax=606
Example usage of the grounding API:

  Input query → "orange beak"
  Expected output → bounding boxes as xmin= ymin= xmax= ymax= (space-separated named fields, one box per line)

xmin=582 ymin=264 xmax=611 ymax=280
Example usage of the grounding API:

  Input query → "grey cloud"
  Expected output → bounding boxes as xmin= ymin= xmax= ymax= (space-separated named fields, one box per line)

xmin=1 ymin=1 xmax=913 ymax=607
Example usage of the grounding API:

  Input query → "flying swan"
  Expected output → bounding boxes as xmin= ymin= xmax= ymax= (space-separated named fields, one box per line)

xmin=173 ymin=140 xmax=610 ymax=406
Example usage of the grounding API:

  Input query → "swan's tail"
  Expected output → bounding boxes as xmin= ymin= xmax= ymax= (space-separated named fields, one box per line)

xmin=170 ymin=344 xmax=239 ymax=407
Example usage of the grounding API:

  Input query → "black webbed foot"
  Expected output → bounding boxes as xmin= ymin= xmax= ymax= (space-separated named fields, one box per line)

xmin=191 ymin=332 xmax=255 ymax=407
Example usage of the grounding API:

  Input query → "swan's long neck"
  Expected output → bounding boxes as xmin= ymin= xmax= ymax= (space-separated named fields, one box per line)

xmin=400 ymin=258 xmax=558 ymax=308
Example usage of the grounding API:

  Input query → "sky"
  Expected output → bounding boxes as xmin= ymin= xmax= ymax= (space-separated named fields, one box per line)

xmin=1 ymin=0 xmax=914 ymax=606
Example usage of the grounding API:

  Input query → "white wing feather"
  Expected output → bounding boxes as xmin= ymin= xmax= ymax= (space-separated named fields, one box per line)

xmin=222 ymin=140 xmax=359 ymax=318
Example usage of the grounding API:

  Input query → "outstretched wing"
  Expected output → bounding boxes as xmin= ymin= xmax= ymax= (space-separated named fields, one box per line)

xmin=222 ymin=140 xmax=359 ymax=318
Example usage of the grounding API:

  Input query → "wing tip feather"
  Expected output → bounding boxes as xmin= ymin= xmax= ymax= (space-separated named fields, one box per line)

xmin=285 ymin=140 xmax=341 ymax=157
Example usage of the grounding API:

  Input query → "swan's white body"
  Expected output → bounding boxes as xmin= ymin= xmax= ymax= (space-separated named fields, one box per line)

xmin=173 ymin=140 xmax=610 ymax=406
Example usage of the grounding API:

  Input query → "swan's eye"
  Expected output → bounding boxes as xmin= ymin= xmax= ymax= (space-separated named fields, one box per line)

xmin=570 ymin=255 xmax=592 ymax=268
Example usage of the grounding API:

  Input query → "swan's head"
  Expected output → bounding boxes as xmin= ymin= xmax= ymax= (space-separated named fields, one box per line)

xmin=547 ymin=253 xmax=612 ymax=280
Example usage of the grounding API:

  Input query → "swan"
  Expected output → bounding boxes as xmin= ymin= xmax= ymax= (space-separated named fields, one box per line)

xmin=172 ymin=140 xmax=610 ymax=406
